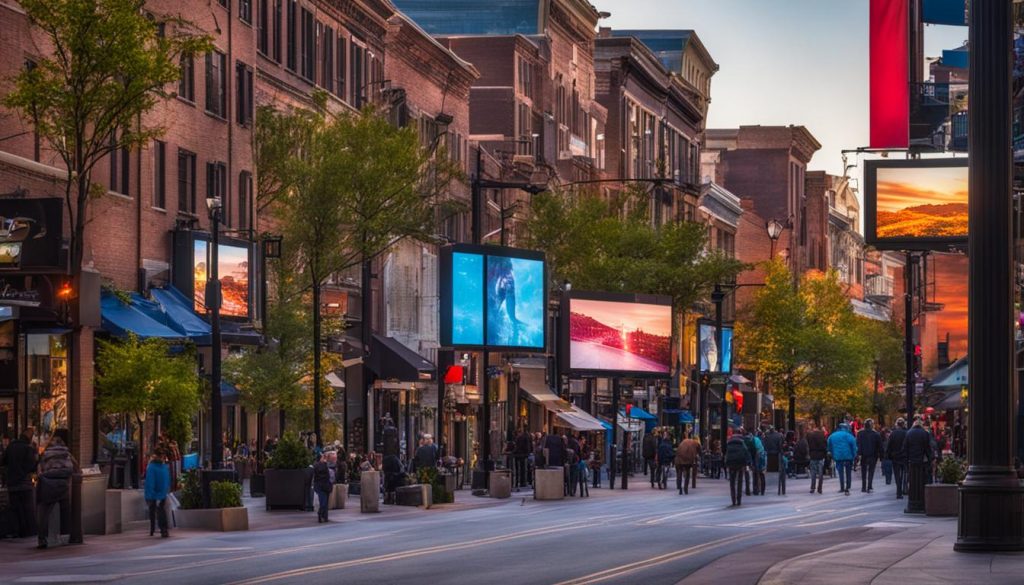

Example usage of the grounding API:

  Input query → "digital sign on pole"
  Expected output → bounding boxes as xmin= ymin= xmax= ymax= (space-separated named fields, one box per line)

xmin=562 ymin=291 xmax=673 ymax=377
xmin=865 ymin=158 xmax=968 ymax=251
xmin=194 ymin=240 xmax=252 ymax=318
xmin=440 ymin=244 xmax=547 ymax=351
xmin=698 ymin=321 xmax=733 ymax=374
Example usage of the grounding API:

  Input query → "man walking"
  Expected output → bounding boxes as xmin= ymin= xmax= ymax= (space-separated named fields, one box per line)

xmin=656 ymin=433 xmax=674 ymax=490
xmin=856 ymin=419 xmax=883 ymax=493
xmin=887 ymin=418 xmax=909 ymax=499
xmin=642 ymin=432 xmax=658 ymax=487
xmin=828 ymin=422 xmax=857 ymax=495
xmin=513 ymin=428 xmax=531 ymax=489
xmin=4 ymin=427 xmax=37 ymax=538
xmin=806 ymin=423 xmax=827 ymax=494
xmin=725 ymin=429 xmax=751 ymax=507
xmin=763 ymin=426 xmax=783 ymax=474
xmin=902 ymin=416 xmax=933 ymax=513
xmin=675 ymin=431 xmax=700 ymax=495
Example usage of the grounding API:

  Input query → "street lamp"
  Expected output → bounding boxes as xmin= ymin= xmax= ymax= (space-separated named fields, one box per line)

xmin=766 ymin=219 xmax=784 ymax=259
xmin=206 ymin=196 xmax=224 ymax=469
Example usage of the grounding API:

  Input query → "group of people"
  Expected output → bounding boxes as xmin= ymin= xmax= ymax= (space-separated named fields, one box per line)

xmin=1 ymin=427 xmax=78 ymax=548
xmin=641 ymin=430 xmax=702 ymax=494
xmin=527 ymin=429 xmax=598 ymax=497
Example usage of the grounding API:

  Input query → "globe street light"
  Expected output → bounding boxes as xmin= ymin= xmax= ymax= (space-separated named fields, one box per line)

xmin=766 ymin=218 xmax=784 ymax=259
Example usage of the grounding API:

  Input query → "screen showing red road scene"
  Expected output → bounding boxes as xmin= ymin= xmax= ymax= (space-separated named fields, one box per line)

xmin=568 ymin=298 xmax=672 ymax=374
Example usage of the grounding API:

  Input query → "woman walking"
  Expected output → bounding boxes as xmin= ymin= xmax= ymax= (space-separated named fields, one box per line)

xmin=144 ymin=448 xmax=171 ymax=538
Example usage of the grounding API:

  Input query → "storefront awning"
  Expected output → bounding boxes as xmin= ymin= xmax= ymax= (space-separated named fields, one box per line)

xmin=368 ymin=334 xmax=435 ymax=382
xmin=101 ymin=290 xmax=186 ymax=340
xmin=517 ymin=367 xmax=570 ymax=411
xmin=618 ymin=406 xmax=657 ymax=421
xmin=326 ymin=372 xmax=345 ymax=389
xmin=221 ymin=320 xmax=263 ymax=346
xmin=221 ymin=380 xmax=240 ymax=404
xmin=150 ymin=286 xmax=211 ymax=344
xmin=933 ymin=389 xmax=964 ymax=411
xmin=617 ymin=418 xmax=645 ymax=433
xmin=555 ymin=405 xmax=606 ymax=431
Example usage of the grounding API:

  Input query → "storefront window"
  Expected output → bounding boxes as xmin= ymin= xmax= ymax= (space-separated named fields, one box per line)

xmin=26 ymin=333 xmax=68 ymax=443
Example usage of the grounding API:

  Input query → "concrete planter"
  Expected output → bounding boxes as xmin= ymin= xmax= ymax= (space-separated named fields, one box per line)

xmin=265 ymin=468 xmax=313 ymax=511
xmin=360 ymin=470 xmax=381 ymax=513
xmin=329 ymin=483 xmax=348 ymax=510
xmin=925 ymin=483 xmax=959 ymax=517
xmin=174 ymin=507 xmax=249 ymax=531
xmin=534 ymin=468 xmax=565 ymax=500
xmin=395 ymin=484 xmax=433 ymax=508
xmin=104 ymin=489 xmax=148 ymax=534
xmin=489 ymin=470 xmax=511 ymax=499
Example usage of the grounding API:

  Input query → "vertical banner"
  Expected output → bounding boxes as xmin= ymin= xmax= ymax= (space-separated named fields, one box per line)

xmin=870 ymin=0 xmax=910 ymax=148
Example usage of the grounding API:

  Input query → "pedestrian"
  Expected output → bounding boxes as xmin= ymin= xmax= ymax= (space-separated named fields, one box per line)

xmin=887 ymin=418 xmax=909 ymax=499
xmin=588 ymin=446 xmax=602 ymax=489
xmin=413 ymin=434 xmax=439 ymax=472
xmin=657 ymin=433 xmax=674 ymax=490
xmin=35 ymin=432 xmax=76 ymax=548
xmin=763 ymin=426 xmax=783 ymax=474
xmin=725 ymin=429 xmax=751 ymax=507
xmin=313 ymin=453 xmax=332 ymax=523
xmin=4 ymin=427 xmax=37 ymax=538
xmin=543 ymin=431 xmax=565 ymax=468
xmin=144 ymin=448 xmax=171 ymax=538
xmin=778 ymin=437 xmax=792 ymax=495
xmin=828 ymin=422 xmax=858 ymax=495
xmin=566 ymin=433 xmax=581 ymax=496
xmin=856 ymin=419 xmax=883 ymax=493
xmin=880 ymin=427 xmax=893 ymax=485
xmin=749 ymin=431 xmax=767 ymax=495
xmin=901 ymin=416 xmax=934 ymax=513
xmin=642 ymin=431 xmax=658 ymax=486
xmin=674 ymin=431 xmax=700 ymax=495
xmin=576 ymin=450 xmax=589 ymax=498
xmin=806 ymin=423 xmax=827 ymax=494
xmin=513 ymin=428 xmax=531 ymax=489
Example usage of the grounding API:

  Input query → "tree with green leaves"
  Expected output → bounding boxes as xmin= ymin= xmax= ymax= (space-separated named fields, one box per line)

xmin=735 ymin=260 xmax=881 ymax=427
xmin=95 ymin=334 xmax=201 ymax=449
xmin=254 ymin=95 xmax=457 ymax=444
xmin=2 ymin=0 xmax=211 ymax=273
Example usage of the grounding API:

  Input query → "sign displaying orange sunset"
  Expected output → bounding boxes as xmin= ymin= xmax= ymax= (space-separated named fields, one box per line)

xmin=875 ymin=165 xmax=968 ymax=240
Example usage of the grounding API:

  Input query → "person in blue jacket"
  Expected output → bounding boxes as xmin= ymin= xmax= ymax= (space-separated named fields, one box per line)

xmin=144 ymin=448 xmax=172 ymax=537
xmin=827 ymin=423 xmax=858 ymax=495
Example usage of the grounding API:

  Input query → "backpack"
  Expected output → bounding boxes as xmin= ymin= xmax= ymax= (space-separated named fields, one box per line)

xmin=39 ymin=446 xmax=74 ymax=479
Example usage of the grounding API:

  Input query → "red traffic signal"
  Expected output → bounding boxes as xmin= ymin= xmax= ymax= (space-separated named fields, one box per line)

xmin=625 ymin=404 xmax=632 ymax=417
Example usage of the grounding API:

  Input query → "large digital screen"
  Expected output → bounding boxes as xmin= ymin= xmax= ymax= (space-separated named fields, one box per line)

xmin=698 ymin=322 xmax=733 ymax=373
xmin=564 ymin=292 xmax=672 ymax=376
xmin=440 ymin=244 xmax=546 ymax=351
xmin=865 ymin=159 xmax=968 ymax=250
xmin=194 ymin=240 xmax=251 ymax=318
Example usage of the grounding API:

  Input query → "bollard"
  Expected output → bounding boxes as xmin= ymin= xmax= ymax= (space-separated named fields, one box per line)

xmin=70 ymin=473 xmax=83 ymax=544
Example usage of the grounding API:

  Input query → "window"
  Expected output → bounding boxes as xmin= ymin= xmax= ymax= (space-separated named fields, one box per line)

xmin=351 ymin=41 xmax=365 ymax=108
xmin=153 ymin=140 xmax=166 ymax=208
xmin=257 ymin=0 xmax=268 ymax=53
xmin=178 ymin=55 xmax=195 ymax=102
xmin=109 ymin=134 xmax=129 ymax=195
xmin=322 ymin=26 xmax=334 ymax=93
xmin=236 ymin=61 xmax=254 ymax=125
xmin=286 ymin=0 xmax=297 ymax=71
xmin=336 ymin=34 xmax=346 ymax=100
xmin=239 ymin=0 xmax=252 ymax=24
xmin=238 ymin=171 xmax=252 ymax=231
xmin=177 ymin=149 xmax=197 ymax=214
xmin=300 ymin=8 xmax=314 ymax=80
xmin=273 ymin=0 xmax=282 ymax=62
xmin=205 ymin=51 xmax=227 ymax=118
xmin=217 ymin=0 xmax=226 ymax=6
xmin=206 ymin=162 xmax=227 ymax=213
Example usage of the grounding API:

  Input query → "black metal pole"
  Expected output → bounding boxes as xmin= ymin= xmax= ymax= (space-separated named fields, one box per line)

xmin=610 ymin=378 xmax=619 ymax=490
xmin=361 ymin=257 xmax=372 ymax=453
xmin=312 ymin=282 xmax=322 ymax=448
xmin=904 ymin=252 xmax=915 ymax=423
xmin=481 ymin=349 xmax=490 ymax=470
xmin=714 ymin=285 xmax=728 ymax=449
xmin=210 ymin=208 xmax=223 ymax=469
xmin=956 ymin=0 xmax=1024 ymax=552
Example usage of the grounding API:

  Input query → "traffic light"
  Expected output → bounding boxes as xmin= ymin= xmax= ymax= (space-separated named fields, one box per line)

xmin=914 ymin=344 xmax=923 ymax=379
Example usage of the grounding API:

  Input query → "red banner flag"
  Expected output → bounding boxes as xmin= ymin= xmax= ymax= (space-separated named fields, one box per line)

xmin=870 ymin=0 xmax=910 ymax=149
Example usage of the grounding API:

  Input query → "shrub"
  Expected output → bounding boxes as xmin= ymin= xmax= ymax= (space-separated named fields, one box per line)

xmin=178 ymin=469 xmax=202 ymax=510
xmin=266 ymin=433 xmax=311 ymax=470
xmin=210 ymin=480 xmax=242 ymax=509
xmin=937 ymin=457 xmax=966 ymax=484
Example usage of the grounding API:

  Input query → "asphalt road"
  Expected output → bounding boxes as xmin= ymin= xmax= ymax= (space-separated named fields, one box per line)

xmin=1 ymin=470 xmax=941 ymax=585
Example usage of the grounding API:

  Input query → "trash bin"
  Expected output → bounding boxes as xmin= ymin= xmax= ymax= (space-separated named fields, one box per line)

xmin=489 ymin=470 xmax=511 ymax=499
xmin=80 ymin=467 xmax=107 ymax=535
xmin=360 ymin=471 xmax=380 ymax=513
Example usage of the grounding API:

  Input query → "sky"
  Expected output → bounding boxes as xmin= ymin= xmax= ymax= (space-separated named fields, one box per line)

xmin=875 ymin=166 xmax=968 ymax=213
xmin=594 ymin=0 xmax=969 ymax=177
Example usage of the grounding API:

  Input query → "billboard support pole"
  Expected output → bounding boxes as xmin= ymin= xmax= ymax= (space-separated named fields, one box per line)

xmin=481 ymin=349 xmax=491 ymax=473
xmin=956 ymin=0 xmax=1024 ymax=551
xmin=610 ymin=378 xmax=619 ymax=490
xmin=713 ymin=285 xmax=729 ymax=448
xmin=904 ymin=251 xmax=916 ymax=425
xmin=209 ymin=203 xmax=223 ymax=470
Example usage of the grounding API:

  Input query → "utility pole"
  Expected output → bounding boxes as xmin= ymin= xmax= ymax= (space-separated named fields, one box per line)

xmin=713 ymin=284 xmax=728 ymax=449
xmin=209 ymin=200 xmax=223 ymax=469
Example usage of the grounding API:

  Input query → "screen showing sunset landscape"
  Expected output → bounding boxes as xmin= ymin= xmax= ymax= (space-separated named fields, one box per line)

xmin=568 ymin=298 xmax=672 ymax=374
xmin=194 ymin=240 xmax=251 ymax=318
xmin=875 ymin=164 xmax=968 ymax=240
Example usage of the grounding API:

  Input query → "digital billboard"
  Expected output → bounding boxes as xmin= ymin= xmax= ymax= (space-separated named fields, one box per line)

xmin=440 ymin=244 xmax=546 ymax=351
xmin=194 ymin=240 xmax=251 ymax=318
xmin=698 ymin=321 xmax=733 ymax=373
xmin=865 ymin=158 xmax=968 ymax=251
xmin=562 ymin=292 xmax=673 ymax=377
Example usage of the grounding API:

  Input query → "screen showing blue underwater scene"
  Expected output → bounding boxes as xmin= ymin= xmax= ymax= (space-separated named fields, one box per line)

xmin=451 ymin=252 xmax=484 ymax=346
xmin=486 ymin=255 xmax=545 ymax=348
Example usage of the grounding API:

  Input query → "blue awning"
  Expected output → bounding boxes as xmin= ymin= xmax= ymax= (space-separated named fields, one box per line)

xmin=678 ymin=411 xmax=695 ymax=424
xmin=221 ymin=380 xmax=240 ymax=403
xmin=151 ymin=286 xmax=212 ymax=345
xmin=101 ymin=290 xmax=186 ymax=340
xmin=618 ymin=407 xmax=657 ymax=421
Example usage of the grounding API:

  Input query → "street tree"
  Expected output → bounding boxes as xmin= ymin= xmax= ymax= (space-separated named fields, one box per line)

xmin=95 ymin=333 xmax=201 ymax=449
xmin=254 ymin=94 xmax=456 ymax=445
xmin=2 ymin=0 xmax=211 ymax=273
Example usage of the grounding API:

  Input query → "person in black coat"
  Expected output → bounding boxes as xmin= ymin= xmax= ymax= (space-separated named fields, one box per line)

xmin=886 ymin=418 xmax=909 ymax=499
xmin=642 ymin=432 xmax=658 ymax=484
xmin=4 ymin=427 xmax=37 ymax=538
xmin=763 ymin=427 xmax=784 ymax=473
xmin=543 ymin=432 xmax=566 ymax=468
xmin=513 ymin=429 xmax=531 ymax=488
xmin=724 ymin=430 xmax=752 ymax=507
xmin=856 ymin=419 xmax=883 ymax=493
xmin=312 ymin=454 xmax=332 ymax=523
xmin=900 ymin=417 xmax=934 ymax=512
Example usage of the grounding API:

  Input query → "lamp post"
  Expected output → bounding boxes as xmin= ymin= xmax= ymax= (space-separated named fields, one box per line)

xmin=766 ymin=219 xmax=784 ymax=259
xmin=207 ymin=196 xmax=224 ymax=469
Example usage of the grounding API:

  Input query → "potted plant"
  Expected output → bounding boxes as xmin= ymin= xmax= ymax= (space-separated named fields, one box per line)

xmin=418 ymin=466 xmax=453 ymax=505
xmin=925 ymin=457 xmax=965 ymax=516
xmin=264 ymin=433 xmax=313 ymax=511
xmin=174 ymin=475 xmax=249 ymax=531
